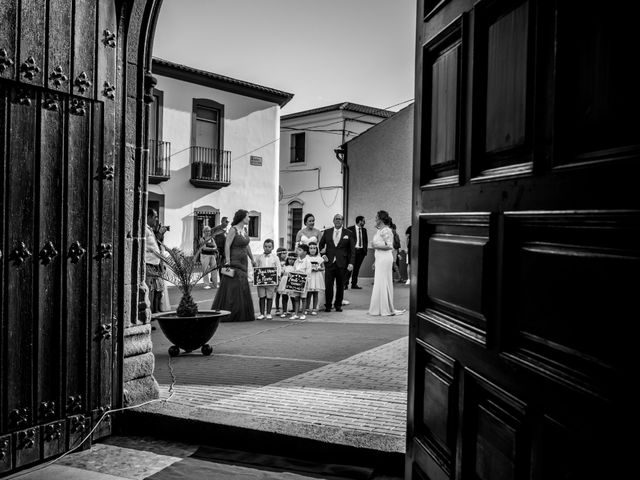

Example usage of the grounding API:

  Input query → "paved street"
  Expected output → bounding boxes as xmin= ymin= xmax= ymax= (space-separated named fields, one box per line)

xmin=9 ymin=281 xmax=410 ymax=480
xmin=141 ymin=278 xmax=410 ymax=454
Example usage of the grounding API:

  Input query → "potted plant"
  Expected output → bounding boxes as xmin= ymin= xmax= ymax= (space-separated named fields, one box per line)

xmin=150 ymin=247 xmax=228 ymax=356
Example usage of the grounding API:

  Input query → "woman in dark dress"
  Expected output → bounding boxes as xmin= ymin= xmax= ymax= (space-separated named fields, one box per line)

xmin=212 ymin=209 xmax=257 ymax=322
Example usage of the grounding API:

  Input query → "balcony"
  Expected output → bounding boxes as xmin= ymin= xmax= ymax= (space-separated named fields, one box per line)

xmin=189 ymin=146 xmax=231 ymax=189
xmin=148 ymin=140 xmax=171 ymax=184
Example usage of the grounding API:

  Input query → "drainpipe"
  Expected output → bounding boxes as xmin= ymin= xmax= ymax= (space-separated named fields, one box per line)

xmin=334 ymin=143 xmax=347 ymax=222
xmin=334 ymin=117 xmax=348 ymax=221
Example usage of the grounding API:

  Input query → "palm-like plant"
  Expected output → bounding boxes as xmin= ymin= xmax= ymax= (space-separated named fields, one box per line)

xmin=150 ymin=247 xmax=219 ymax=317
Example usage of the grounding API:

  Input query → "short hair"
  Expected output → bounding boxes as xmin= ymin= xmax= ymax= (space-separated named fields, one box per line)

xmin=231 ymin=209 xmax=249 ymax=226
xmin=263 ymin=238 xmax=274 ymax=247
xmin=203 ymin=225 xmax=212 ymax=232
xmin=221 ymin=216 xmax=228 ymax=222
xmin=147 ymin=208 xmax=157 ymax=218
xmin=304 ymin=213 xmax=315 ymax=225
xmin=276 ymin=247 xmax=287 ymax=253
xmin=355 ymin=215 xmax=364 ymax=224
xmin=297 ymin=243 xmax=310 ymax=254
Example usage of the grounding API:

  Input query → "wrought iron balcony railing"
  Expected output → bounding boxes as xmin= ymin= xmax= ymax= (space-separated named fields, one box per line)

xmin=189 ymin=146 xmax=231 ymax=189
xmin=148 ymin=140 xmax=171 ymax=183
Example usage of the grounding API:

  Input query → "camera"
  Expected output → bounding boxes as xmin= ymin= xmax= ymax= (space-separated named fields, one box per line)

xmin=164 ymin=225 xmax=170 ymax=231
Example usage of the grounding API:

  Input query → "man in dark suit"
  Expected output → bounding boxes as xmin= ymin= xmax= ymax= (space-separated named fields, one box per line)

xmin=345 ymin=215 xmax=368 ymax=289
xmin=318 ymin=213 xmax=355 ymax=312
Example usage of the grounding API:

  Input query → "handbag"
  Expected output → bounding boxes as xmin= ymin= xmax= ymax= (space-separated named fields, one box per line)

xmin=220 ymin=266 xmax=235 ymax=278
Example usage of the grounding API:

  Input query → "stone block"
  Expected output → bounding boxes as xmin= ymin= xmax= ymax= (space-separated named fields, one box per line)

xmin=123 ymin=330 xmax=152 ymax=357
xmin=138 ymin=283 xmax=151 ymax=324
xmin=123 ymin=352 xmax=155 ymax=382
xmin=124 ymin=323 xmax=151 ymax=337
xmin=122 ymin=285 xmax=132 ymax=328
xmin=123 ymin=237 xmax=133 ymax=288
xmin=130 ymin=283 xmax=140 ymax=325
xmin=123 ymin=375 xmax=159 ymax=406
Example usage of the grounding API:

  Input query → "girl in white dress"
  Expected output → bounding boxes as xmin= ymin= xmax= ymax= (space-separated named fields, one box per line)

xmin=288 ymin=244 xmax=313 ymax=320
xmin=277 ymin=254 xmax=295 ymax=317
xmin=305 ymin=242 xmax=325 ymax=315
xmin=369 ymin=210 xmax=405 ymax=316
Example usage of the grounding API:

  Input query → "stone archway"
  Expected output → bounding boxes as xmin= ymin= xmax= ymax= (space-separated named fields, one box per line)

xmin=114 ymin=0 xmax=166 ymax=407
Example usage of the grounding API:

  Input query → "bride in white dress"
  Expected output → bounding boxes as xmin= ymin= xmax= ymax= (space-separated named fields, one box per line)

xmin=295 ymin=213 xmax=322 ymax=247
xmin=369 ymin=210 xmax=405 ymax=316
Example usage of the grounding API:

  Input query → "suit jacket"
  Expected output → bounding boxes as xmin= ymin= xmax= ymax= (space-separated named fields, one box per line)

xmin=348 ymin=224 xmax=368 ymax=250
xmin=318 ymin=227 xmax=355 ymax=269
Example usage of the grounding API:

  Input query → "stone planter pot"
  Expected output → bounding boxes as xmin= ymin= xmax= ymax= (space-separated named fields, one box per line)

xmin=155 ymin=309 xmax=229 ymax=356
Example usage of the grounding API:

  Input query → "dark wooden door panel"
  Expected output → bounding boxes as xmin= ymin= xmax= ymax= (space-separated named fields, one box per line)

xmin=65 ymin=108 xmax=91 ymax=417
xmin=484 ymin=1 xmax=529 ymax=155
xmin=95 ymin=0 xmax=117 ymax=431
xmin=0 ymin=0 xmax=117 ymax=472
xmin=409 ymin=1 xmax=638 ymax=478
xmin=5 ymin=92 xmax=37 ymax=431
xmin=37 ymin=100 xmax=65 ymax=425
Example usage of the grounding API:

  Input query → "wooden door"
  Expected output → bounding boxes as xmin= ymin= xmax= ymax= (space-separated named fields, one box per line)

xmin=407 ymin=1 xmax=638 ymax=479
xmin=0 ymin=0 xmax=118 ymax=474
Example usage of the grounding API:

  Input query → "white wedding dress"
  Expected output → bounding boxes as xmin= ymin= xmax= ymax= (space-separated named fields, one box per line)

xmin=369 ymin=226 xmax=403 ymax=316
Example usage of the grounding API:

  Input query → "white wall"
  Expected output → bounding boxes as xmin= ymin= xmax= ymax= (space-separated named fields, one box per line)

xmin=278 ymin=110 xmax=387 ymax=247
xmin=150 ymin=75 xmax=280 ymax=255
xmin=346 ymin=104 xmax=414 ymax=277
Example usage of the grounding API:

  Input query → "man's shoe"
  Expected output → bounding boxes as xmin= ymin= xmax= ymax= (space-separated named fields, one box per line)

xmin=335 ymin=308 xmax=343 ymax=312
xmin=266 ymin=314 xmax=273 ymax=319
xmin=257 ymin=314 xmax=265 ymax=320
xmin=351 ymin=285 xmax=362 ymax=289
xmin=344 ymin=285 xmax=349 ymax=290
xmin=203 ymin=285 xmax=212 ymax=290
xmin=324 ymin=308 xmax=332 ymax=312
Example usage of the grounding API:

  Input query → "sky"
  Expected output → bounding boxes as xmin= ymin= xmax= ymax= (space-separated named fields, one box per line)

xmin=152 ymin=0 xmax=417 ymax=115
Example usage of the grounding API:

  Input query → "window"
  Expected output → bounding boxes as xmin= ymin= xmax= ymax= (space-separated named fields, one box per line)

xmin=192 ymin=99 xmax=223 ymax=150
xmin=193 ymin=207 xmax=219 ymax=254
xmin=248 ymin=211 xmax=261 ymax=239
xmin=147 ymin=194 xmax=164 ymax=225
xmin=288 ymin=201 xmax=303 ymax=249
xmin=148 ymin=89 xmax=171 ymax=180
xmin=190 ymin=99 xmax=231 ymax=186
xmin=290 ymin=132 xmax=305 ymax=163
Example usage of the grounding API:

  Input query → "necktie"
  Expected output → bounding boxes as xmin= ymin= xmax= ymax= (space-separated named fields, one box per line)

xmin=357 ymin=227 xmax=362 ymax=248
xmin=333 ymin=228 xmax=340 ymax=245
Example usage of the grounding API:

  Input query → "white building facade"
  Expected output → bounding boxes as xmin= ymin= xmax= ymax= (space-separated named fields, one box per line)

xmin=149 ymin=58 xmax=293 ymax=255
xmin=278 ymin=103 xmax=393 ymax=249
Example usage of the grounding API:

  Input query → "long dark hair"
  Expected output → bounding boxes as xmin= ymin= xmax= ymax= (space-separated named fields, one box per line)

xmin=304 ymin=213 xmax=315 ymax=226
xmin=231 ymin=209 xmax=249 ymax=227
xmin=377 ymin=210 xmax=392 ymax=226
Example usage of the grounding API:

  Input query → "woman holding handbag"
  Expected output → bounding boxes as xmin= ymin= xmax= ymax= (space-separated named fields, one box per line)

xmin=211 ymin=209 xmax=257 ymax=322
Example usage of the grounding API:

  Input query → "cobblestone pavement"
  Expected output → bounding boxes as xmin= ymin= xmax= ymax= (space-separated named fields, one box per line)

xmin=194 ymin=338 xmax=408 ymax=436
xmin=144 ymin=282 xmax=410 ymax=453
